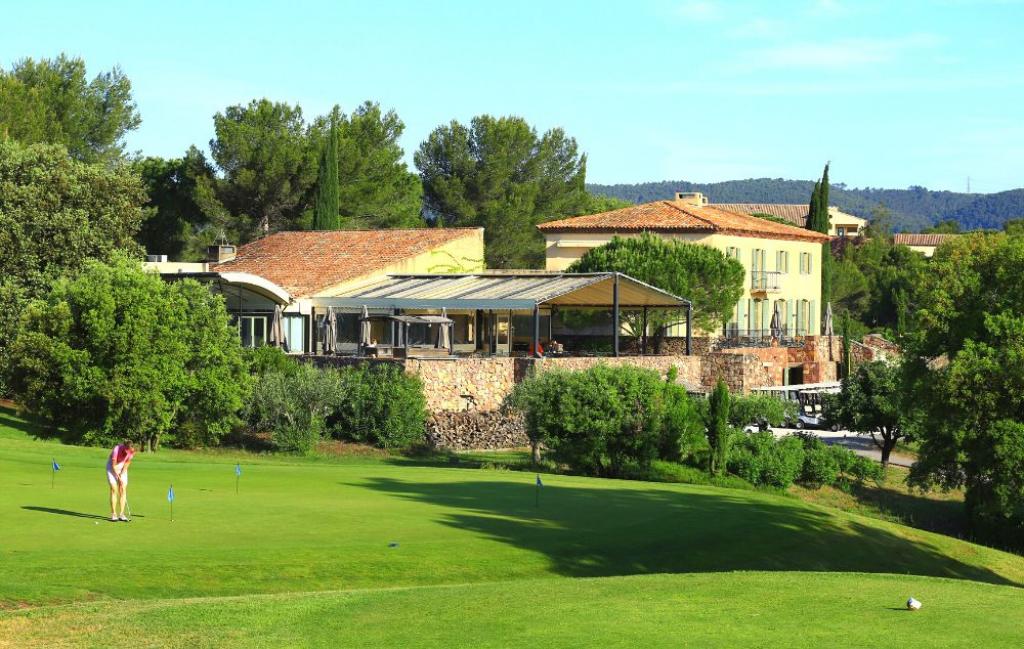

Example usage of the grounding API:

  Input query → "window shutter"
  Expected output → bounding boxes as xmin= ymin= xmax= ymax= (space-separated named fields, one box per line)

xmin=761 ymin=299 xmax=769 ymax=332
xmin=810 ymin=299 xmax=817 ymax=334
xmin=742 ymin=299 xmax=751 ymax=331
xmin=787 ymin=299 xmax=795 ymax=333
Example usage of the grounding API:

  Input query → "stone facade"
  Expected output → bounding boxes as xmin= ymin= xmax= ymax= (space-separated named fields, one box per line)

xmin=406 ymin=357 xmax=518 ymax=413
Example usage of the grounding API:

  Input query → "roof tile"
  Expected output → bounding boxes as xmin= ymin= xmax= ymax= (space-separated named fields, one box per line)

xmin=537 ymin=200 xmax=830 ymax=243
xmin=213 ymin=228 xmax=482 ymax=297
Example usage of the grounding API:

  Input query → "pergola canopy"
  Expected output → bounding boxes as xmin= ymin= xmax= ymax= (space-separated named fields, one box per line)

xmin=311 ymin=272 xmax=689 ymax=311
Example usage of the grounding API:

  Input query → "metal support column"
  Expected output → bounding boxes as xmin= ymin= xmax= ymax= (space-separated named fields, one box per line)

xmin=686 ymin=302 xmax=693 ymax=356
xmin=613 ymin=273 xmax=620 ymax=357
xmin=532 ymin=304 xmax=541 ymax=358
xmin=641 ymin=306 xmax=648 ymax=356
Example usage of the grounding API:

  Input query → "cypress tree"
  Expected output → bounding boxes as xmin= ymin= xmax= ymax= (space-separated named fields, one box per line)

xmin=705 ymin=379 xmax=731 ymax=476
xmin=806 ymin=164 xmax=833 ymax=327
xmin=312 ymin=119 xmax=340 ymax=230
xmin=806 ymin=181 xmax=821 ymax=232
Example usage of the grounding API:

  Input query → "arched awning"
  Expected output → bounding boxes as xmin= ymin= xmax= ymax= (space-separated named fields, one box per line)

xmin=158 ymin=271 xmax=291 ymax=306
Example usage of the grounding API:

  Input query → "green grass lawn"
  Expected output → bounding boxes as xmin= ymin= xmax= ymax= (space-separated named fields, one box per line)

xmin=3 ymin=405 xmax=1024 ymax=647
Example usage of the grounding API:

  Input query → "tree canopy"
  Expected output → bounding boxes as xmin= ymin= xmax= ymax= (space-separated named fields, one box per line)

xmin=6 ymin=256 xmax=249 ymax=451
xmin=0 ymin=54 xmax=140 ymax=163
xmin=0 ymin=140 xmax=144 ymax=298
xmin=833 ymin=360 xmax=910 ymax=468
xmin=415 ymin=115 xmax=588 ymax=268
xmin=567 ymin=233 xmax=745 ymax=341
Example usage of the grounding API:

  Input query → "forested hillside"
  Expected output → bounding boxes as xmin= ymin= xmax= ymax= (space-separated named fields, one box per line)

xmin=587 ymin=179 xmax=1024 ymax=233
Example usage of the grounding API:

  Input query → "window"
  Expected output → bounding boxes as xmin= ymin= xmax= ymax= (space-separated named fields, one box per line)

xmin=284 ymin=315 xmax=305 ymax=354
xmin=776 ymin=251 xmax=789 ymax=273
xmin=799 ymin=252 xmax=813 ymax=275
xmin=238 ymin=315 xmax=268 ymax=348
xmin=799 ymin=300 xmax=811 ymax=334
xmin=725 ymin=246 xmax=741 ymax=260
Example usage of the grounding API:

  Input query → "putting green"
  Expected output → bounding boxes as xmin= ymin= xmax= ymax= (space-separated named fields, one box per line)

xmin=2 ymin=406 xmax=1023 ymax=646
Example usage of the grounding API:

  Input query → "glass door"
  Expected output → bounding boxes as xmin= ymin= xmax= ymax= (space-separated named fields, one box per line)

xmin=495 ymin=311 xmax=510 ymax=355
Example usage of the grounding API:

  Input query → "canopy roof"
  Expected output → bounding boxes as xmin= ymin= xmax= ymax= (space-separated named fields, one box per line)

xmin=160 ymin=271 xmax=291 ymax=305
xmin=362 ymin=314 xmax=454 ymax=324
xmin=312 ymin=272 xmax=689 ymax=311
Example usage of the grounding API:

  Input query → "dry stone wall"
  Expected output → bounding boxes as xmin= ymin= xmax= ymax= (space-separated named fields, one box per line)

xmin=425 ymin=410 xmax=528 ymax=450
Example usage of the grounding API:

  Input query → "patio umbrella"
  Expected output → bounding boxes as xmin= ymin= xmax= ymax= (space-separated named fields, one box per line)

xmin=360 ymin=305 xmax=372 ymax=348
xmin=437 ymin=308 xmax=452 ymax=351
xmin=269 ymin=305 xmax=288 ymax=351
xmin=823 ymin=302 xmax=834 ymax=336
xmin=323 ymin=306 xmax=336 ymax=354
xmin=770 ymin=302 xmax=782 ymax=339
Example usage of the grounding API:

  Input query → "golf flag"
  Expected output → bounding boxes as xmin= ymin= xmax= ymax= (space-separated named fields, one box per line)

xmin=235 ymin=463 xmax=241 ymax=477
xmin=535 ymin=474 xmax=543 ymax=507
xmin=51 ymin=458 xmax=60 ymax=488
xmin=51 ymin=459 xmax=60 ymax=472
xmin=167 ymin=485 xmax=175 ymax=503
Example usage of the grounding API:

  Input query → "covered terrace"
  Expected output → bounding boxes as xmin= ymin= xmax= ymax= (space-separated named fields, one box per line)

xmin=310 ymin=271 xmax=692 ymax=358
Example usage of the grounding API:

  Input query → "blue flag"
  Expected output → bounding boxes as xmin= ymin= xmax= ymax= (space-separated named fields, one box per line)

xmin=235 ymin=463 xmax=242 ymax=477
xmin=536 ymin=474 xmax=543 ymax=487
xmin=167 ymin=485 xmax=175 ymax=503
xmin=51 ymin=459 xmax=60 ymax=471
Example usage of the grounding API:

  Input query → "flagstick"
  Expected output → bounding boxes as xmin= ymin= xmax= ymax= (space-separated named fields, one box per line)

xmin=236 ymin=473 xmax=239 ymax=495
xmin=535 ymin=481 xmax=540 ymax=508
xmin=51 ymin=464 xmax=55 ymax=489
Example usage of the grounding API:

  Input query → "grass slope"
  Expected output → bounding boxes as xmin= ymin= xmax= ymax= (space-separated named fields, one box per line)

xmin=4 ymin=573 xmax=1024 ymax=648
xmin=3 ymin=406 xmax=1024 ymax=646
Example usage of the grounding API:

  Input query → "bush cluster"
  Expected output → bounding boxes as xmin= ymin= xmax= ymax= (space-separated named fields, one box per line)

xmin=245 ymin=352 xmax=426 ymax=454
xmin=728 ymin=430 xmax=883 ymax=489
xmin=508 ymin=364 xmax=700 ymax=478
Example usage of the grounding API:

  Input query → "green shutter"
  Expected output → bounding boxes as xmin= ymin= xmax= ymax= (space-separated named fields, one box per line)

xmin=810 ymin=299 xmax=817 ymax=334
xmin=787 ymin=299 xmax=795 ymax=334
xmin=761 ymin=299 xmax=769 ymax=332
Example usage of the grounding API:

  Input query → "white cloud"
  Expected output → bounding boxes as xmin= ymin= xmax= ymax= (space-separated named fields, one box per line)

xmin=675 ymin=1 xmax=720 ymax=21
xmin=729 ymin=17 xmax=787 ymax=38
xmin=738 ymin=33 xmax=942 ymax=70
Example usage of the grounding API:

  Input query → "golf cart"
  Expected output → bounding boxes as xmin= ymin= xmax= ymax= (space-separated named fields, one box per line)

xmin=790 ymin=412 xmax=840 ymax=432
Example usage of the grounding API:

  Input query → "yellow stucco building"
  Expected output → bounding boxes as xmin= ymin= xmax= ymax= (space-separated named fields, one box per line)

xmin=538 ymin=192 xmax=831 ymax=338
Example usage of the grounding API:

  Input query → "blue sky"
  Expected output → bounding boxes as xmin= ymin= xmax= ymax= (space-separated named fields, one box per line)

xmin=2 ymin=0 xmax=1022 ymax=192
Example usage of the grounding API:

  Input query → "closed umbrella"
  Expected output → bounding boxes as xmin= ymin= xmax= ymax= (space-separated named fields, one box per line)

xmin=323 ymin=306 xmax=337 ymax=354
xmin=360 ymin=305 xmax=372 ymax=349
xmin=770 ymin=302 xmax=782 ymax=339
xmin=437 ymin=308 xmax=452 ymax=351
xmin=269 ymin=305 xmax=288 ymax=351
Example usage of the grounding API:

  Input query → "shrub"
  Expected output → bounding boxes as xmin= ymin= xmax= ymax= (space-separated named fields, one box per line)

xmin=728 ymin=432 xmax=805 ymax=488
xmin=800 ymin=446 xmax=841 ymax=487
xmin=729 ymin=393 xmax=798 ymax=430
xmin=245 ymin=345 xmax=299 ymax=377
xmin=508 ymin=364 xmax=698 ymax=477
xmin=333 ymin=363 xmax=426 ymax=449
xmin=246 ymin=363 xmax=342 ymax=453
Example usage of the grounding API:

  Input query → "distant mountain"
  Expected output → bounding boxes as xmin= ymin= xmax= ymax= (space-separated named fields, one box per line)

xmin=586 ymin=178 xmax=1024 ymax=233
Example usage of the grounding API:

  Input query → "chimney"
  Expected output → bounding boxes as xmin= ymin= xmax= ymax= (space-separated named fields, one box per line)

xmin=673 ymin=191 xmax=707 ymax=207
xmin=206 ymin=244 xmax=237 ymax=264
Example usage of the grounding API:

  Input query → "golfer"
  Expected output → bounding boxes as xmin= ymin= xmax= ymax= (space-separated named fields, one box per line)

xmin=106 ymin=440 xmax=136 ymax=522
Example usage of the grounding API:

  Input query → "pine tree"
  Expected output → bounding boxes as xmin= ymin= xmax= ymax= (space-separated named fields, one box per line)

xmin=312 ymin=117 xmax=340 ymax=230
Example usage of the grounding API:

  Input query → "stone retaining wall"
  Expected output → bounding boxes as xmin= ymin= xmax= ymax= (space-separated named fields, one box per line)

xmin=425 ymin=410 xmax=528 ymax=450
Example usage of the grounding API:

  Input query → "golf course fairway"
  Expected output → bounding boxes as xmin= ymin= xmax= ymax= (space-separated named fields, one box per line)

xmin=2 ymin=406 xmax=1024 ymax=647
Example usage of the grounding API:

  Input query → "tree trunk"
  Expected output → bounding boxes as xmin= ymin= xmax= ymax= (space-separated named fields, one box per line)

xmin=880 ymin=442 xmax=892 ymax=470
xmin=531 ymin=440 xmax=541 ymax=465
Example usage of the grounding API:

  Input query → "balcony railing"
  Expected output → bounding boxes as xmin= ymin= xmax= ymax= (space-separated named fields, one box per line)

xmin=718 ymin=325 xmax=806 ymax=349
xmin=750 ymin=270 xmax=782 ymax=292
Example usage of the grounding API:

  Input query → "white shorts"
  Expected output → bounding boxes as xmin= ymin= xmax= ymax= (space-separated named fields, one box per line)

xmin=106 ymin=462 xmax=128 ymax=488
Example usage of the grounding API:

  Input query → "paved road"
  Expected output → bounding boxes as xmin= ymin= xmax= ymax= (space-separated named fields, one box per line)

xmin=770 ymin=427 xmax=915 ymax=468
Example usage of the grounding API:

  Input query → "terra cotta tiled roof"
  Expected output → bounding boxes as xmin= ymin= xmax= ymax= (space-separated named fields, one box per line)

xmin=537 ymin=200 xmax=830 ymax=243
xmin=212 ymin=228 xmax=482 ymax=297
xmin=893 ymin=233 xmax=958 ymax=247
xmin=710 ymin=203 xmax=811 ymax=227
